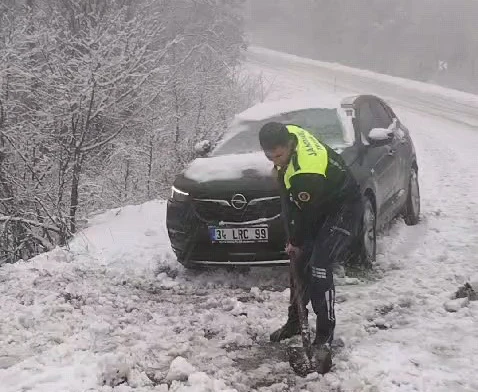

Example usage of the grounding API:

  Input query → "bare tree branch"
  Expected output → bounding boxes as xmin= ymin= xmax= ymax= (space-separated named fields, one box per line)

xmin=0 ymin=216 xmax=62 ymax=233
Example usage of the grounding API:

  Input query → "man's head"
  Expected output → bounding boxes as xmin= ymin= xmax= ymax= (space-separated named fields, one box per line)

xmin=259 ymin=122 xmax=294 ymax=167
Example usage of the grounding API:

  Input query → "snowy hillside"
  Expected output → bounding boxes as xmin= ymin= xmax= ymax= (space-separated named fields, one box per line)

xmin=1 ymin=49 xmax=478 ymax=392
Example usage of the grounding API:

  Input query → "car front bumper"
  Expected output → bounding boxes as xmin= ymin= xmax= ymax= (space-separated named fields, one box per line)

xmin=166 ymin=199 xmax=289 ymax=266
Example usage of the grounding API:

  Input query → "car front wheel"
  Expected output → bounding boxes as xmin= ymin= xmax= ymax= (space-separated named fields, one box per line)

xmin=403 ymin=167 xmax=420 ymax=226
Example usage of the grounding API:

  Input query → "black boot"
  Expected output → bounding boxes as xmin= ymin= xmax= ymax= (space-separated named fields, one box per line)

xmin=311 ymin=318 xmax=334 ymax=374
xmin=270 ymin=305 xmax=308 ymax=342
xmin=312 ymin=317 xmax=335 ymax=346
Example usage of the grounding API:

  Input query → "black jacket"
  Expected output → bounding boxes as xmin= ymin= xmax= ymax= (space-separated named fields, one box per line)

xmin=278 ymin=139 xmax=360 ymax=247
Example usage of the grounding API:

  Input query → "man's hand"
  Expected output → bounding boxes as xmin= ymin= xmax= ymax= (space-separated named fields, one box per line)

xmin=285 ymin=243 xmax=301 ymax=260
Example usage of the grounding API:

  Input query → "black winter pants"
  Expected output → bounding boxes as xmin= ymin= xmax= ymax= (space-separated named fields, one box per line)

xmin=288 ymin=199 xmax=363 ymax=342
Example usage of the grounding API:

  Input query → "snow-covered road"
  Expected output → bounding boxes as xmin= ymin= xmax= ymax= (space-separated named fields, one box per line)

xmin=247 ymin=46 xmax=478 ymax=128
xmin=1 ymin=48 xmax=478 ymax=392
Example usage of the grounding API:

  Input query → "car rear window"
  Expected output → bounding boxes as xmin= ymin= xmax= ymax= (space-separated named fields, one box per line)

xmin=212 ymin=108 xmax=350 ymax=156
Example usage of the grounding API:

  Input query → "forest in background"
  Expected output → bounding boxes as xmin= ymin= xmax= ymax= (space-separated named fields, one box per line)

xmin=0 ymin=0 xmax=261 ymax=263
xmin=244 ymin=0 xmax=478 ymax=93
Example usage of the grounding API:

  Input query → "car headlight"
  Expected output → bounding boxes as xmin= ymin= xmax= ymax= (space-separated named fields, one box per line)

xmin=170 ymin=185 xmax=190 ymax=202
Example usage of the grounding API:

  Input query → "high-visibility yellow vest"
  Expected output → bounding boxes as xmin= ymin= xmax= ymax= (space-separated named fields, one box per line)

xmin=283 ymin=125 xmax=328 ymax=189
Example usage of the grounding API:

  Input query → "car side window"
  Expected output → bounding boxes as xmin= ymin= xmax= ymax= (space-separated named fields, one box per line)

xmin=357 ymin=101 xmax=375 ymax=141
xmin=370 ymin=100 xmax=393 ymax=129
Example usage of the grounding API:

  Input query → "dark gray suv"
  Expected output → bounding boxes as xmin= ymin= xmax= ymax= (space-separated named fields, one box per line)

xmin=167 ymin=94 xmax=420 ymax=268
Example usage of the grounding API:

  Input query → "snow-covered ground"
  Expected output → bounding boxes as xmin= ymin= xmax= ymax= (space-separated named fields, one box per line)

xmin=1 ymin=48 xmax=478 ymax=392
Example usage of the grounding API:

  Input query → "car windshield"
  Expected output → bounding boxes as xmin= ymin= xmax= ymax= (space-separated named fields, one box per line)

xmin=212 ymin=108 xmax=350 ymax=156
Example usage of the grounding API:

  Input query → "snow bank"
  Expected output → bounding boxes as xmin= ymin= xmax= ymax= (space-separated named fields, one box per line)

xmin=166 ymin=357 xmax=196 ymax=382
xmin=68 ymin=199 xmax=174 ymax=275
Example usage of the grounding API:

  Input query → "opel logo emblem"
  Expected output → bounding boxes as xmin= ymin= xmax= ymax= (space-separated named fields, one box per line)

xmin=231 ymin=193 xmax=247 ymax=210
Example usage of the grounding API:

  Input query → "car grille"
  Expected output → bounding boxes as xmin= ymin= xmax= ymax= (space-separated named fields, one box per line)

xmin=192 ymin=197 xmax=281 ymax=223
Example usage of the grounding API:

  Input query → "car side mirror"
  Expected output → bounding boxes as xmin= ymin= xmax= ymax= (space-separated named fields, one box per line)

xmin=367 ymin=128 xmax=394 ymax=147
xmin=194 ymin=140 xmax=211 ymax=156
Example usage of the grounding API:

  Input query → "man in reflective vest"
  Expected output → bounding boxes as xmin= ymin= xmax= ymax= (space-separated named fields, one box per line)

xmin=259 ymin=122 xmax=362 ymax=352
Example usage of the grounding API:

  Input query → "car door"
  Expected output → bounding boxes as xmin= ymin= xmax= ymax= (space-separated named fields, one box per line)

xmin=382 ymin=103 xmax=413 ymax=200
xmin=369 ymin=98 xmax=403 ymax=215
xmin=356 ymin=99 xmax=398 ymax=218
xmin=370 ymin=99 xmax=408 ymax=210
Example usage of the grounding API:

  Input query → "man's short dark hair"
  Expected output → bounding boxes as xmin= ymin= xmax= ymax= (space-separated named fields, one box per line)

xmin=259 ymin=122 xmax=290 ymax=150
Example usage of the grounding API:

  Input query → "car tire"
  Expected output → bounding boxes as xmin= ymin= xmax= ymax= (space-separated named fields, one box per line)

xmin=360 ymin=196 xmax=377 ymax=267
xmin=403 ymin=167 xmax=420 ymax=226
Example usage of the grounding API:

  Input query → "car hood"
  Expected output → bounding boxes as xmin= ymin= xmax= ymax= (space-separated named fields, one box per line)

xmin=174 ymin=152 xmax=279 ymax=199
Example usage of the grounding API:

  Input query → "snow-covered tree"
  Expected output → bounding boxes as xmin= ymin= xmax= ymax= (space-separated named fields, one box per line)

xmin=0 ymin=0 xmax=259 ymax=264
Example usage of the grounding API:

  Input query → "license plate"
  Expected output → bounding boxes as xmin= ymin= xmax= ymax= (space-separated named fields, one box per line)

xmin=209 ymin=226 xmax=268 ymax=243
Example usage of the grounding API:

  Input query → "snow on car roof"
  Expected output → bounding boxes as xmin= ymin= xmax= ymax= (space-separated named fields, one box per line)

xmin=219 ymin=92 xmax=356 ymax=148
xmin=234 ymin=93 xmax=347 ymax=122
